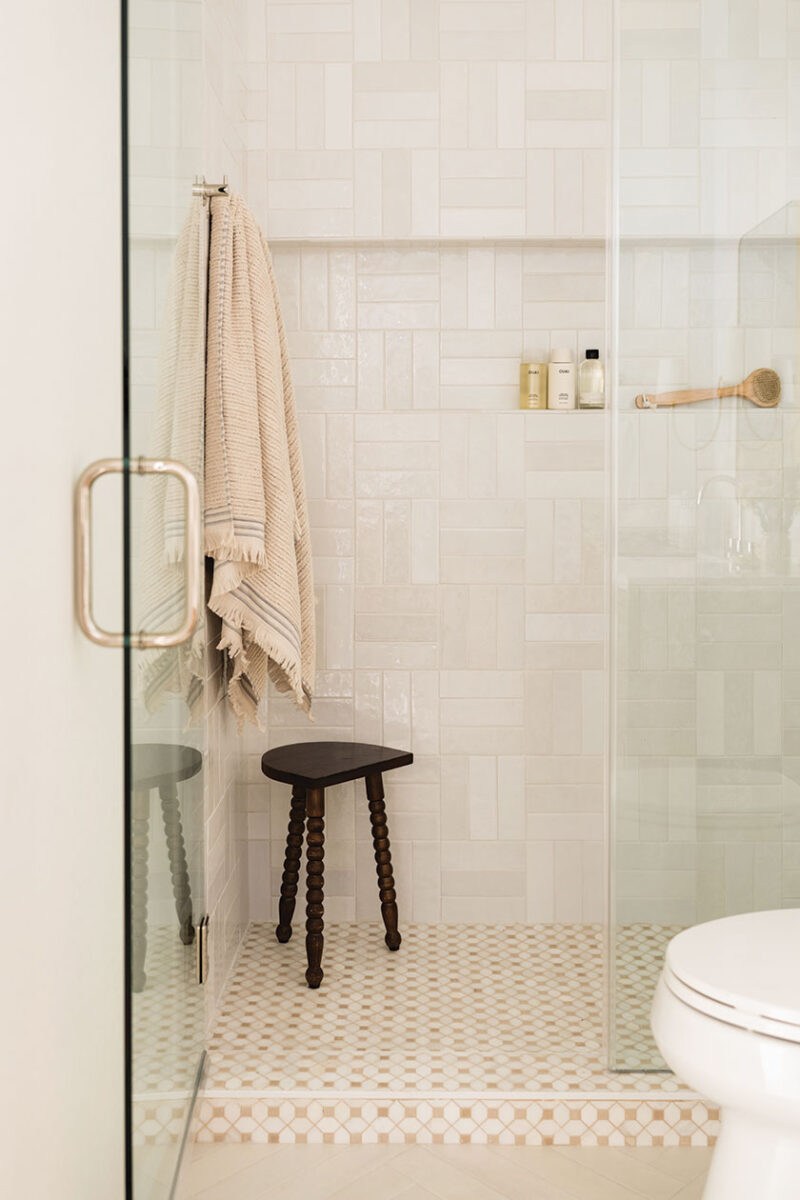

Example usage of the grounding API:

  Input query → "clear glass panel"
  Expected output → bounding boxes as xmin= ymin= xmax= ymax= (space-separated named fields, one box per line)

xmin=126 ymin=0 xmax=207 ymax=1191
xmin=610 ymin=0 xmax=800 ymax=1070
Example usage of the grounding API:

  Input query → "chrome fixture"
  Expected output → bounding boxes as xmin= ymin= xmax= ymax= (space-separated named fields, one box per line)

xmin=75 ymin=456 xmax=201 ymax=649
xmin=696 ymin=473 xmax=738 ymax=508
xmin=696 ymin=474 xmax=755 ymax=572
xmin=192 ymin=174 xmax=229 ymax=200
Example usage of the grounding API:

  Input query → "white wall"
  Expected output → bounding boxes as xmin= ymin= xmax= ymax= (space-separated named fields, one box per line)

xmin=235 ymin=0 xmax=800 ymax=929
xmin=246 ymin=0 xmax=612 ymax=240
xmin=236 ymin=0 xmax=613 ymax=925
xmin=126 ymin=0 xmax=800 ymax=941
xmin=618 ymin=0 xmax=799 ymax=239
xmin=0 ymin=3 xmax=125 ymax=1198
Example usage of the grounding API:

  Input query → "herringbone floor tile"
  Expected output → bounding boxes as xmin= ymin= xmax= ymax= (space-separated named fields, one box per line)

xmin=179 ymin=1144 xmax=712 ymax=1199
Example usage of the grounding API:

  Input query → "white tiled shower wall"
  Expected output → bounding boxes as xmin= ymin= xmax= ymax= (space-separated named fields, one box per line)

xmin=612 ymin=2 xmax=800 ymax=928
xmin=244 ymin=0 xmax=611 ymax=240
xmin=619 ymin=1 xmax=800 ymax=239
xmin=241 ymin=244 xmax=608 ymax=925
xmin=132 ymin=0 xmax=800 ymax=936
xmin=237 ymin=0 xmax=800 ymax=928
xmin=233 ymin=0 xmax=617 ymax=923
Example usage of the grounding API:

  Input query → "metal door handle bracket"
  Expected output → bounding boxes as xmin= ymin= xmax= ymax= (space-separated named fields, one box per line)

xmin=75 ymin=457 xmax=201 ymax=649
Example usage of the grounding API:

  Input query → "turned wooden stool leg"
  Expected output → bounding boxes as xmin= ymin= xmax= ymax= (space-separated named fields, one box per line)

xmin=305 ymin=787 xmax=325 ymax=988
xmin=366 ymin=772 xmax=401 ymax=951
xmin=131 ymin=789 xmax=150 ymax=993
xmin=277 ymin=785 xmax=306 ymax=943
xmin=159 ymin=781 xmax=194 ymax=945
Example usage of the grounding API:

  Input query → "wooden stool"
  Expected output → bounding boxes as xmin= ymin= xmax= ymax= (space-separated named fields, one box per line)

xmin=261 ymin=741 xmax=413 ymax=988
xmin=131 ymin=742 xmax=202 ymax=993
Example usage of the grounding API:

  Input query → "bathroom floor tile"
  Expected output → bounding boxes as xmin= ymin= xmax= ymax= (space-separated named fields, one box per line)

xmin=203 ymin=921 xmax=682 ymax=1095
xmin=133 ymin=925 xmax=204 ymax=1094
xmin=134 ymin=923 xmax=716 ymax=1147
xmin=179 ymin=1145 xmax=713 ymax=1200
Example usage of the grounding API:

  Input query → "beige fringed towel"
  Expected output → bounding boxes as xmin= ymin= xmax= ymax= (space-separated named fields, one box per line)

xmin=140 ymin=192 xmax=314 ymax=728
xmin=205 ymin=193 xmax=315 ymax=726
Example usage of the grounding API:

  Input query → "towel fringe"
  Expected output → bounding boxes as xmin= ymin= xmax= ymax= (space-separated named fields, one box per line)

xmin=138 ymin=646 xmax=206 ymax=728
xmin=226 ymin=678 xmax=267 ymax=733
xmin=204 ymin=527 xmax=268 ymax=566
xmin=208 ymin=590 xmax=312 ymax=719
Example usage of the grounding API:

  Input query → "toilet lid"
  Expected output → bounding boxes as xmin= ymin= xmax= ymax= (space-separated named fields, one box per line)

xmin=666 ymin=909 xmax=800 ymax=1029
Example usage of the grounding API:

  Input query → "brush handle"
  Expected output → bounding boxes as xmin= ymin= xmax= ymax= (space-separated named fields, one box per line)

xmin=635 ymin=385 xmax=737 ymax=409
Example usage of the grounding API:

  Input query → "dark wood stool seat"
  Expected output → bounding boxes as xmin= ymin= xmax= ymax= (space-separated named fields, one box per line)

xmin=262 ymin=740 xmax=413 ymax=989
xmin=131 ymin=742 xmax=202 ymax=993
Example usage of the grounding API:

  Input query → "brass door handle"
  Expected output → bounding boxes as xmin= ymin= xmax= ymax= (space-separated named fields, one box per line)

xmin=75 ymin=457 xmax=201 ymax=649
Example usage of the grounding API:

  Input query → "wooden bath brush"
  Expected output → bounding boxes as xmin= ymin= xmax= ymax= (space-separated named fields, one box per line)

xmin=635 ymin=368 xmax=781 ymax=409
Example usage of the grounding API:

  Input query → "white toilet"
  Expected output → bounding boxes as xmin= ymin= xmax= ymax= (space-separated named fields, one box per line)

xmin=651 ymin=909 xmax=800 ymax=1200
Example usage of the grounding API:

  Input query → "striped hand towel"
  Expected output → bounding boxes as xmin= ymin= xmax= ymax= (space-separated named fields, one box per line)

xmin=205 ymin=193 xmax=315 ymax=726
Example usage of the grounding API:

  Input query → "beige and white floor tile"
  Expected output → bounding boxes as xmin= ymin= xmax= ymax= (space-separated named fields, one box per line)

xmin=205 ymin=922 xmax=680 ymax=1096
xmin=191 ymin=922 xmax=716 ymax=1146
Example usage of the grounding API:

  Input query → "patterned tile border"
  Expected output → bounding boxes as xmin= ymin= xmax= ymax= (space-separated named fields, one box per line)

xmin=193 ymin=1093 xmax=719 ymax=1147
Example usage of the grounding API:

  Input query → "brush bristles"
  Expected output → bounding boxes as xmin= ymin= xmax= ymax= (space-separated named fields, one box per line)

xmin=753 ymin=368 xmax=781 ymax=404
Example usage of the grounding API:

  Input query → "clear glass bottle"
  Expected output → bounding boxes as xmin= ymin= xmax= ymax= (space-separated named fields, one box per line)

xmin=578 ymin=349 xmax=605 ymax=409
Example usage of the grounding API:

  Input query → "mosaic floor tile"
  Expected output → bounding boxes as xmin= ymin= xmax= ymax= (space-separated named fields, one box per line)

xmin=129 ymin=921 xmax=715 ymax=1147
xmin=612 ymin=924 xmax=677 ymax=1070
xmin=133 ymin=925 xmax=205 ymax=1095
xmin=205 ymin=922 xmax=682 ymax=1096
xmin=133 ymin=925 xmax=205 ymax=1146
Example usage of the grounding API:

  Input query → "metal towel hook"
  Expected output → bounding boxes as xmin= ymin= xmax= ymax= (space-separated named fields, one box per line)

xmin=192 ymin=174 xmax=229 ymax=201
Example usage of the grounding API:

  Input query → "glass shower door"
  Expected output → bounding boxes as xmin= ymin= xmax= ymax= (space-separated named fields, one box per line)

xmin=126 ymin=0 xmax=207 ymax=1193
xmin=609 ymin=0 xmax=800 ymax=1069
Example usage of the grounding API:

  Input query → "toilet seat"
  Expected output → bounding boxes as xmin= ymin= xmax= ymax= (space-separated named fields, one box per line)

xmin=663 ymin=909 xmax=800 ymax=1044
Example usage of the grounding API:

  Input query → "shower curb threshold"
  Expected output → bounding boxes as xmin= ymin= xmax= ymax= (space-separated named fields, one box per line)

xmin=187 ymin=1087 xmax=718 ymax=1148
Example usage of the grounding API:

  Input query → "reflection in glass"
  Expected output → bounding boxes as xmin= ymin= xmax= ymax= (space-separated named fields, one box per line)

xmin=127 ymin=0 xmax=207 ymax=1194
